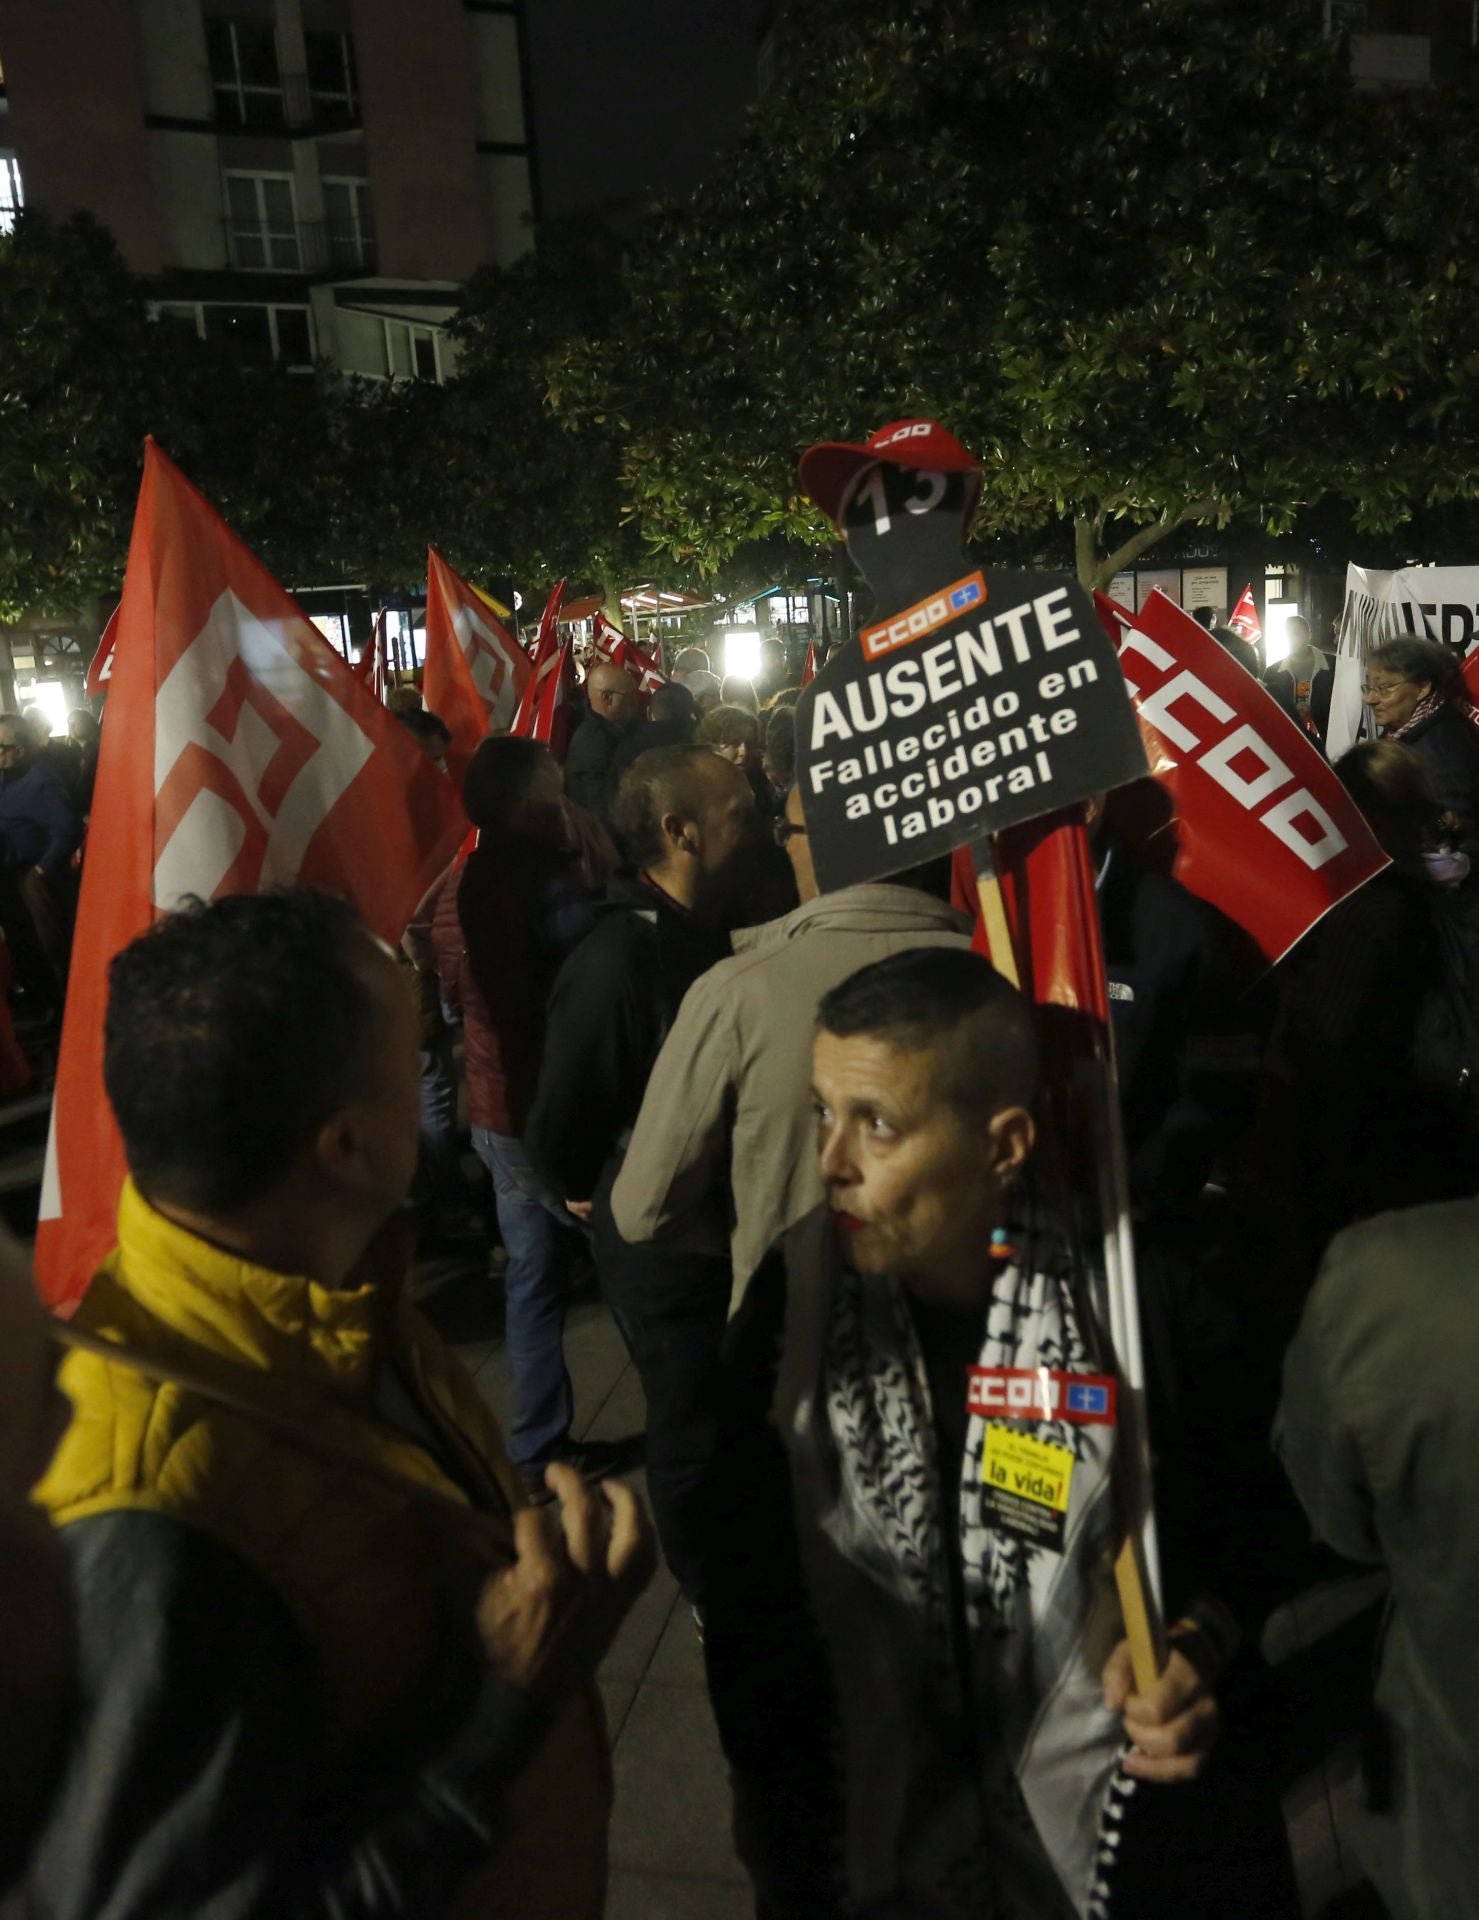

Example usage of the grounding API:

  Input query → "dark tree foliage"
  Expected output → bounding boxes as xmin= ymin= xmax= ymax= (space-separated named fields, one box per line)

xmin=1 ymin=211 xmax=361 ymax=618
xmin=552 ymin=0 xmax=1479 ymax=586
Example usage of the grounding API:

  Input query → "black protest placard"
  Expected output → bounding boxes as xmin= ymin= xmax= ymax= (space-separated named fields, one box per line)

xmin=795 ymin=567 xmax=1148 ymax=892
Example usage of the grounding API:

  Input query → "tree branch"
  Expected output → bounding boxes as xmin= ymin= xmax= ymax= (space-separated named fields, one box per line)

xmin=1088 ymin=496 xmax=1223 ymax=592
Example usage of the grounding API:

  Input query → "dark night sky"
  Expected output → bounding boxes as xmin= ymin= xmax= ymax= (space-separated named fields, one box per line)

xmin=523 ymin=0 xmax=770 ymax=216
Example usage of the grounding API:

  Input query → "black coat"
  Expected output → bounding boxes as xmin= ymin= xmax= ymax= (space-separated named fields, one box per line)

xmin=524 ymin=874 xmax=730 ymax=1205
xmin=562 ymin=708 xmax=636 ymax=824
xmin=1263 ymin=661 xmax=1333 ymax=747
xmin=1400 ymin=701 xmax=1479 ymax=823
xmin=1099 ymin=849 xmax=1262 ymax=1222
xmin=607 ymin=717 xmax=696 ymax=785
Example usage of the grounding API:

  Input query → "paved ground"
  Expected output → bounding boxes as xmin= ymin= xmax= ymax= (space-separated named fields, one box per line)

xmin=423 ymin=1261 xmax=751 ymax=1917
xmin=421 ymin=1249 xmax=1394 ymax=1920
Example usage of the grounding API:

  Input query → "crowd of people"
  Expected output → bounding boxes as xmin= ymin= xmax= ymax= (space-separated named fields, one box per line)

xmin=3 ymin=611 xmax=1479 ymax=1920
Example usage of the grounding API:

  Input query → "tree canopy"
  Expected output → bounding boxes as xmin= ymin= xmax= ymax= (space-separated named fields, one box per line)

xmin=0 ymin=211 xmax=368 ymax=620
xmin=552 ymin=0 xmax=1479 ymax=587
xmin=11 ymin=5 xmax=1479 ymax=621
xmin=0 ymin=213 xmax=175 ymax=621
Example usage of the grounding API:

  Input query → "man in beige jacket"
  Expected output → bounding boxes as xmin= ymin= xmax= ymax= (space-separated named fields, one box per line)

xmin=611 ymin=785 xmax=973 ymax=1311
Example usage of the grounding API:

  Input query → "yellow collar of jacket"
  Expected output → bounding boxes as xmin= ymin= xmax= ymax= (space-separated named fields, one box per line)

xmin=35 ymin=1179 xmax=611 ymax=1915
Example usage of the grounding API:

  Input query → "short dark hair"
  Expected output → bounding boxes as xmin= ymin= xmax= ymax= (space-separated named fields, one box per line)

xmin=818 ymin=948 xmax=1038 ymax=1117
xmin=1368 ymin=634 xmax=1458 ymax=691
xmin=763 ymin=704 xmax=797 ymax=787
xmin=611 ymin=744 xmax=727 ymax=870
xmin=395 ymin=707 xmax=452 ymax=750
xmin=104 ymin=891 xmax=381 ymax=1212
xmin=697 ymin=704 xmax=760 ymax=750
xmin=649 ymin=682 xmax=698 ymax=729
xmin=461 ymin=734 xmax=552 ymax=832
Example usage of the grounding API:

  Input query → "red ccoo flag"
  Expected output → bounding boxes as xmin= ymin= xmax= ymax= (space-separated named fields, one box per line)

xmin=511 ymin=580 xmax=573 ymax=755
xmin=593 ymin=611 xmax=667 ymax=695
xmin=516 ymin=633 xmax=578 ymax=760
xmin=1227 ymin=584 xmax=1262 ymax=648
xmin=351 ymin=607 xmax=391 ymax=703
xmin=801 ymin=637 xmax=819 ymax=687
xmin=36 ymin=441 xmax=467 ymax=1314
xmin=84 ymin=605 xmax=120 ymax=700
xmin=423 ymin=547 xmax=532 ymax=781
xmin=1095 ymin=589 xmax=1386 ymax=967
xmin=591 ymin=610 xmax=624 ymax=664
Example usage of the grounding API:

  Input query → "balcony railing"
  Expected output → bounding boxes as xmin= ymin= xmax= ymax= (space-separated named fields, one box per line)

xmin=224 ymin=217 xmax=378 ymax=277
xmin=209 ymin=68 xmax=361 ymax=135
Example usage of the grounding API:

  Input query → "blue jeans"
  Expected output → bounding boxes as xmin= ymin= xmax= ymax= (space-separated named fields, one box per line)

xmin=471 ymin=1127 xmax=574 ymax=1471
xmin=417 ymin=1033 xmax=465 ymax=1221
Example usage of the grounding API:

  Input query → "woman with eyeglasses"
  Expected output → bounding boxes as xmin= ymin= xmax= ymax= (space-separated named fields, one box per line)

xmin=1363 ymin=635 xmax=1479 ymax=830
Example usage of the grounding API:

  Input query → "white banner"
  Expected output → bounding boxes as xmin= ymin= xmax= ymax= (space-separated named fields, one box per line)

xmin=1329 ymin=563 xmax=1479 ymax=756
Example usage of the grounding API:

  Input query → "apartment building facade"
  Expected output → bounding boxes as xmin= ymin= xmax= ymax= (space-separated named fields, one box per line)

xmin=1342 ymin=0 xmax=1479 ymax=83
xmin=0 ymin=0 xmax=537 ymax=380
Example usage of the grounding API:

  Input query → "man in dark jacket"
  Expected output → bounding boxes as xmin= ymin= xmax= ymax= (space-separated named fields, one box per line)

xmin=427 ymin=738 xmax=598 ymax=1490
xmin=698 ymin=951 xmax=1290 ymax=1920
xmin=0 ymin=712 xmax=82 ymax=998
xmin=1263 ymin=617 xmax=1333 ymax=747
xmin=608 ymin=681 xmax=698 ymax=785
xmin=563 ymin=662 xmax=642 ymax=824
xmin=527 ymin=745 xmax=753 ymax=1596
xmin=0 ymin=715 xmax=83 ymax=878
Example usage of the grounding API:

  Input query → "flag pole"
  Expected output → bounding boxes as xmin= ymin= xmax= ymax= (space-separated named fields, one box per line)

xmin=972 ymin=834 xmax=1165 ymax=1695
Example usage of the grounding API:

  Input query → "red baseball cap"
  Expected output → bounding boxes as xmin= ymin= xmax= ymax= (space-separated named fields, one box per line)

xmin=799 ymin=418 xmax=982 ymax=529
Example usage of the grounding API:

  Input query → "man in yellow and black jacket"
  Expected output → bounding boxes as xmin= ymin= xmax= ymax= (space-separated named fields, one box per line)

xmin=11 ymin=890 xmax=653 ymax=1920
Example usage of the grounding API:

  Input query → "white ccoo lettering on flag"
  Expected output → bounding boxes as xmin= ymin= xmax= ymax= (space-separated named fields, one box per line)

xmin=152 ymin=591 xmax=374 ymax=908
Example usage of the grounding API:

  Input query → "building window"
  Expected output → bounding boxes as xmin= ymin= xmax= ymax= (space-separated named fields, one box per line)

xmin=383 ymin=320 xmax=444 ymax=383
xmin=212 ymin=305 xmax=276 ymax=364
xmin=322 ymin=177 xmax=375 ymax=271
xmin=272 ymin=306 xmax=313 ymax=367
xmin=0 ymin=155 xmax=22 ymax=235
xmin=224 ymin=171 xmax=300 ymax=271
xmin=305 ymin=29 xmax=359 ymax=127
xmin=207 ymin=18 xmax=286 ymax=131
xmin=156 ymin=302 xmax=204 ymax=335
xmin=151 ymin=300 xmax=315 ymax=368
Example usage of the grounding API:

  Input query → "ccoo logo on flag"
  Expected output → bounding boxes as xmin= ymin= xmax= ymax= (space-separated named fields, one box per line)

xmin=153 ymin=591 xmax=373 ymax=908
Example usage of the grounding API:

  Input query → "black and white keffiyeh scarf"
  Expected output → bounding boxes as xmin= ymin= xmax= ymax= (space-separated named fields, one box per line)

xmin=813 ymin=1193 xmax=1135 ymax=1918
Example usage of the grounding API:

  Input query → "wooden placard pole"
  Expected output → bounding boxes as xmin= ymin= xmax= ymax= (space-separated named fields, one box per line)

xmin=971 ymin=835 xmax=1165 ymax=1696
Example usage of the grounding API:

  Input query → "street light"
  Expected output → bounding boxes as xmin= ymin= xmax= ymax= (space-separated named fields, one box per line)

xmin=23 ymin=681 xmax=70 ymax=738
xmin=1262 ymin=601 xmax=1303 ymax=666
xmin=723 ymin=626 xmax=762 ymax=680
